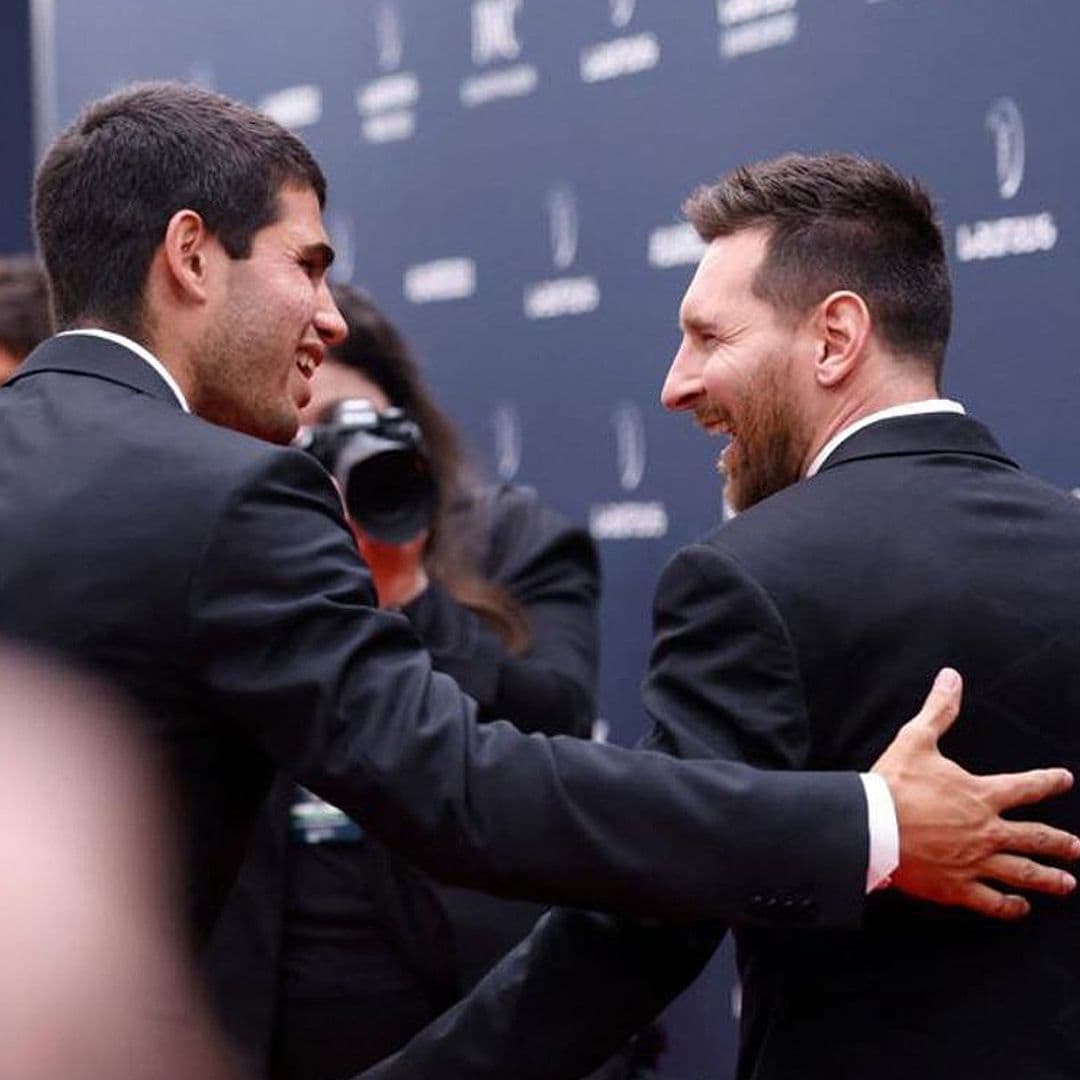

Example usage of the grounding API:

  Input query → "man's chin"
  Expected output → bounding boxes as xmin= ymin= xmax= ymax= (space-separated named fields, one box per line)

xmin=269 ymin=412 xmax=301 ymax=446
xmin=230 ymin=407 xmax=300 ymax=447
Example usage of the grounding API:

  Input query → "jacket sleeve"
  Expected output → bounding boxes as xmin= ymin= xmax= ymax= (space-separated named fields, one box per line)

xmin=183 ymin=450 xmax=866 ymax=924
xmin=358 ymin=540 xmax=825 ymax=1079
xmin=361 ymin=909 xmax=724 ymax=1080
xmin=400 ymin=485 xmax=599 ymax=735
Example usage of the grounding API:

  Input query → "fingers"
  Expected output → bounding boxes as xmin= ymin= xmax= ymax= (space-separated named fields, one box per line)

xmin=997 ymin=818 xmax=1080 ymax=861
xmin=981 ymin=767 xmax=1075 ymax=813
xmin=980 ymin=853 xmax=1077 ymax=896
xmin=952 ymin=882 xmax=1031 ymax=921
xmin=953 ymin=856 xmax=1078 ymax=919
xmin=909 ymin=667 xmax=963 ymax=740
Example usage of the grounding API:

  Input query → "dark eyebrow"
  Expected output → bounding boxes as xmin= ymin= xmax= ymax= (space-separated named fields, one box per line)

xmin=300 ymin=241 xmax=335 ymax=272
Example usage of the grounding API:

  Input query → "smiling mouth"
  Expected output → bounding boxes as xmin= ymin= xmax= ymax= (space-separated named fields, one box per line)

xmin=296 ymin=351 xmax=321 ymax=380
xmin=694 ymin=406 xmax=735 ymax=441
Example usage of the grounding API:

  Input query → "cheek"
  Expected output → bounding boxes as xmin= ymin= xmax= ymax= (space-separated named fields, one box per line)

xmin=701 ymin=355 xmax=746 ymax=409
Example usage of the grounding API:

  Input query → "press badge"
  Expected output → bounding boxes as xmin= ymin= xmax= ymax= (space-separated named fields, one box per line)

xmin=290 ymin=787 xmax=364 ymax=844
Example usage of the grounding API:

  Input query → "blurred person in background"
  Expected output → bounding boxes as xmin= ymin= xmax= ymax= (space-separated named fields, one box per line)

xmin=0 ymin=648 xmax=236 ymax=1080
xmin=209 ymin=283 xmax=609 ymax=1078
xmin=0 ymin=254 xmax=51 ymax=381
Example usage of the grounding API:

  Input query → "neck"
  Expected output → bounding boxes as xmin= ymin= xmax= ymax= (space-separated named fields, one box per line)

xmin=139 ymin=318 xmax=199 ymax=408
xmin=77 ymin=320 xmax=197 ymax=404
xmin=800 ymin=366 xmax=939 ymax=476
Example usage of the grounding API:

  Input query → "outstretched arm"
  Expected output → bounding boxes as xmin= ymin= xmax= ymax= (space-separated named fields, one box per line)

xmin=190 ymin=454 xmax=1077 ymax=924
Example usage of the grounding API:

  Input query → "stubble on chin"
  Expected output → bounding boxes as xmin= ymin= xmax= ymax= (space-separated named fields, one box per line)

xmin=191 ymin=329 xmax=298 ymax=445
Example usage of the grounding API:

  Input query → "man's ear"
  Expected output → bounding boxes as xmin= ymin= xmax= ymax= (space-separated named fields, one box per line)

xmin=812 ymin=290 xmax=872 ymax=388
xmin=160 ymin=210 xmax=216 ymax=304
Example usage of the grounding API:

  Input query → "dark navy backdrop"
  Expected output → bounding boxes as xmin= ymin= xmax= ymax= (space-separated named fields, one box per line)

xmin=0 ymin=2 xmax=33 ymax=252
xmin=31 ymin=2 xmax=1080 ymax=1075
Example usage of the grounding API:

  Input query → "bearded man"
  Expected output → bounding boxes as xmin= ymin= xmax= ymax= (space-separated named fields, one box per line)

xmin=363 ymin=154 xmax=1080 ymax=1080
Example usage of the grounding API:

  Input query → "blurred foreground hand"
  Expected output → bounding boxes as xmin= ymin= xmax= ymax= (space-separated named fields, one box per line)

xmin=0 ymin=648 xmax=239 ymax=1080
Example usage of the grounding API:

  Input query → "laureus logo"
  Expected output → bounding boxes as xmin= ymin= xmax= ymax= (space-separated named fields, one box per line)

xmin=358 ymin=2 xmax=418 ymax=144
xmin=375 ymin=2 xmax=404 ymax=73
xmin=588 ymin=399 xmax=665 ymax=541
xmin=610 ymin=0 xmax=636 ymax=28
xmin=955 ymin=97 xmax=1056 ymax=263
xmin=524 ymin=185 xmax=598 ymax=319
xmin=547 ymin=184 xmax=579 ymax=272
xmin=986 ymin=97 xmax=1024 ymax=201
xmin=472 ymin=0 xmax=523 ymax=66
xmin=612 ymin=401 xmax=646 ymax=492
xmin=461 ymin=0 xmax=537 ymax=108
xmin=491 ymin=401 xmax=523 ymax=481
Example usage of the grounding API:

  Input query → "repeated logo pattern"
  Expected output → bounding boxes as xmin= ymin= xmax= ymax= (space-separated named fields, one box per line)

xmin=47 ymin=4 xmax=1080 ymax=1074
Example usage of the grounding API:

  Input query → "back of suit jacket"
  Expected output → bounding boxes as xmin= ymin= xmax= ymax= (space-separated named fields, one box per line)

xmin=362 ymin=411 xmax=1079 ymax=1080
xmin=650 ymin=412 xmax=1080 ymax=1079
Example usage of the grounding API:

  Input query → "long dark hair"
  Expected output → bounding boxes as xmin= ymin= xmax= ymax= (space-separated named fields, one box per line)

xmin=328 ymin=283 xmax=530 ymax=653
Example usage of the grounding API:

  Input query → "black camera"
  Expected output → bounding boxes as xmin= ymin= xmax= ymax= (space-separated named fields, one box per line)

xmin=296 ymin=398 xmax=437 ymax=543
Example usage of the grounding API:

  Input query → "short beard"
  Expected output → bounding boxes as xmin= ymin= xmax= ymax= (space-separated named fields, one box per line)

xmin=194 ymin=322 xmax=297 ymax=446
xmin=719 ymin=357 xmax=810 ymax=513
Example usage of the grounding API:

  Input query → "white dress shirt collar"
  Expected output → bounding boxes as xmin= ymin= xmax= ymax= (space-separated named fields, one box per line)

xmin=57 ymin=328 xmax=191 ymax=413
xmin=806 ymin=398 xmax=966 ymax=478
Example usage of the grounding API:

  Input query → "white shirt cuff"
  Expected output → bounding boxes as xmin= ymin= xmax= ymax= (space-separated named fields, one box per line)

xmin=860 ymin=772 xmax=899 ymax=892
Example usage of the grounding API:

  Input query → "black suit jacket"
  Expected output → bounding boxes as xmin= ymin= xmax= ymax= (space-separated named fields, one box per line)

xmin=206 ymin=483 xmax=601 ymax=1072
xmin=0 ymin=333 xmax=867 ymax=941
xmin=364 ymin=412 xmax=1080 ymax=1080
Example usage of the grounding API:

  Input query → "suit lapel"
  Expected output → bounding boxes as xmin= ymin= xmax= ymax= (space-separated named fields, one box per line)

xmin=8 ymin=333 xmax=186 ymax=411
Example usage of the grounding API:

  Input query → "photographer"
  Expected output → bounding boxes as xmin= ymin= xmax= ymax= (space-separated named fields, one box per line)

xmin=209 ymin=284 xmax=600 ymax=1079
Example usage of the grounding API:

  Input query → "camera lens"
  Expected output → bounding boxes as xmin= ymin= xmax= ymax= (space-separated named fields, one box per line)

xmin=344 ymin=449 xmax=436 ymax=543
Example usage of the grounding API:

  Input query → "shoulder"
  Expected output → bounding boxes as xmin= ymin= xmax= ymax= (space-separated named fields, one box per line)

xmin=653 ymin=537 xmax=789 ymax=636
xmin=696 ymin=477 xmax=834 ymax=562
xmin=653 ymin=477 xmax=857 ymax=625
xmin=106 ymin=407 xmax=345 ymax=555
xmin=146 ymin=410 xmax=337 ymax=503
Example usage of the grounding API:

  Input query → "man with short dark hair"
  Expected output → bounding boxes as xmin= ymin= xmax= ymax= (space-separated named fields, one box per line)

xmin=0 ymin=254 xmax=51 ymax=381
xmin=2 ymin=90 xmax=1073 ymax=968
xmin=362 ymin=154 xmax=1080 ymax=1080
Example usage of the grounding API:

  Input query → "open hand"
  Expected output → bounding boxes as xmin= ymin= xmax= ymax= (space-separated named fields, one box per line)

xmin=872 ymin=668 xmax=1079 ymax=920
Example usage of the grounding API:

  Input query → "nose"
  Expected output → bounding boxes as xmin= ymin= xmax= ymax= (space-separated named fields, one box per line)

xmin=315 ymin=282 xmax=348 ymax=348
xmin=660 ymin=340 xmax=703 ymax=412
